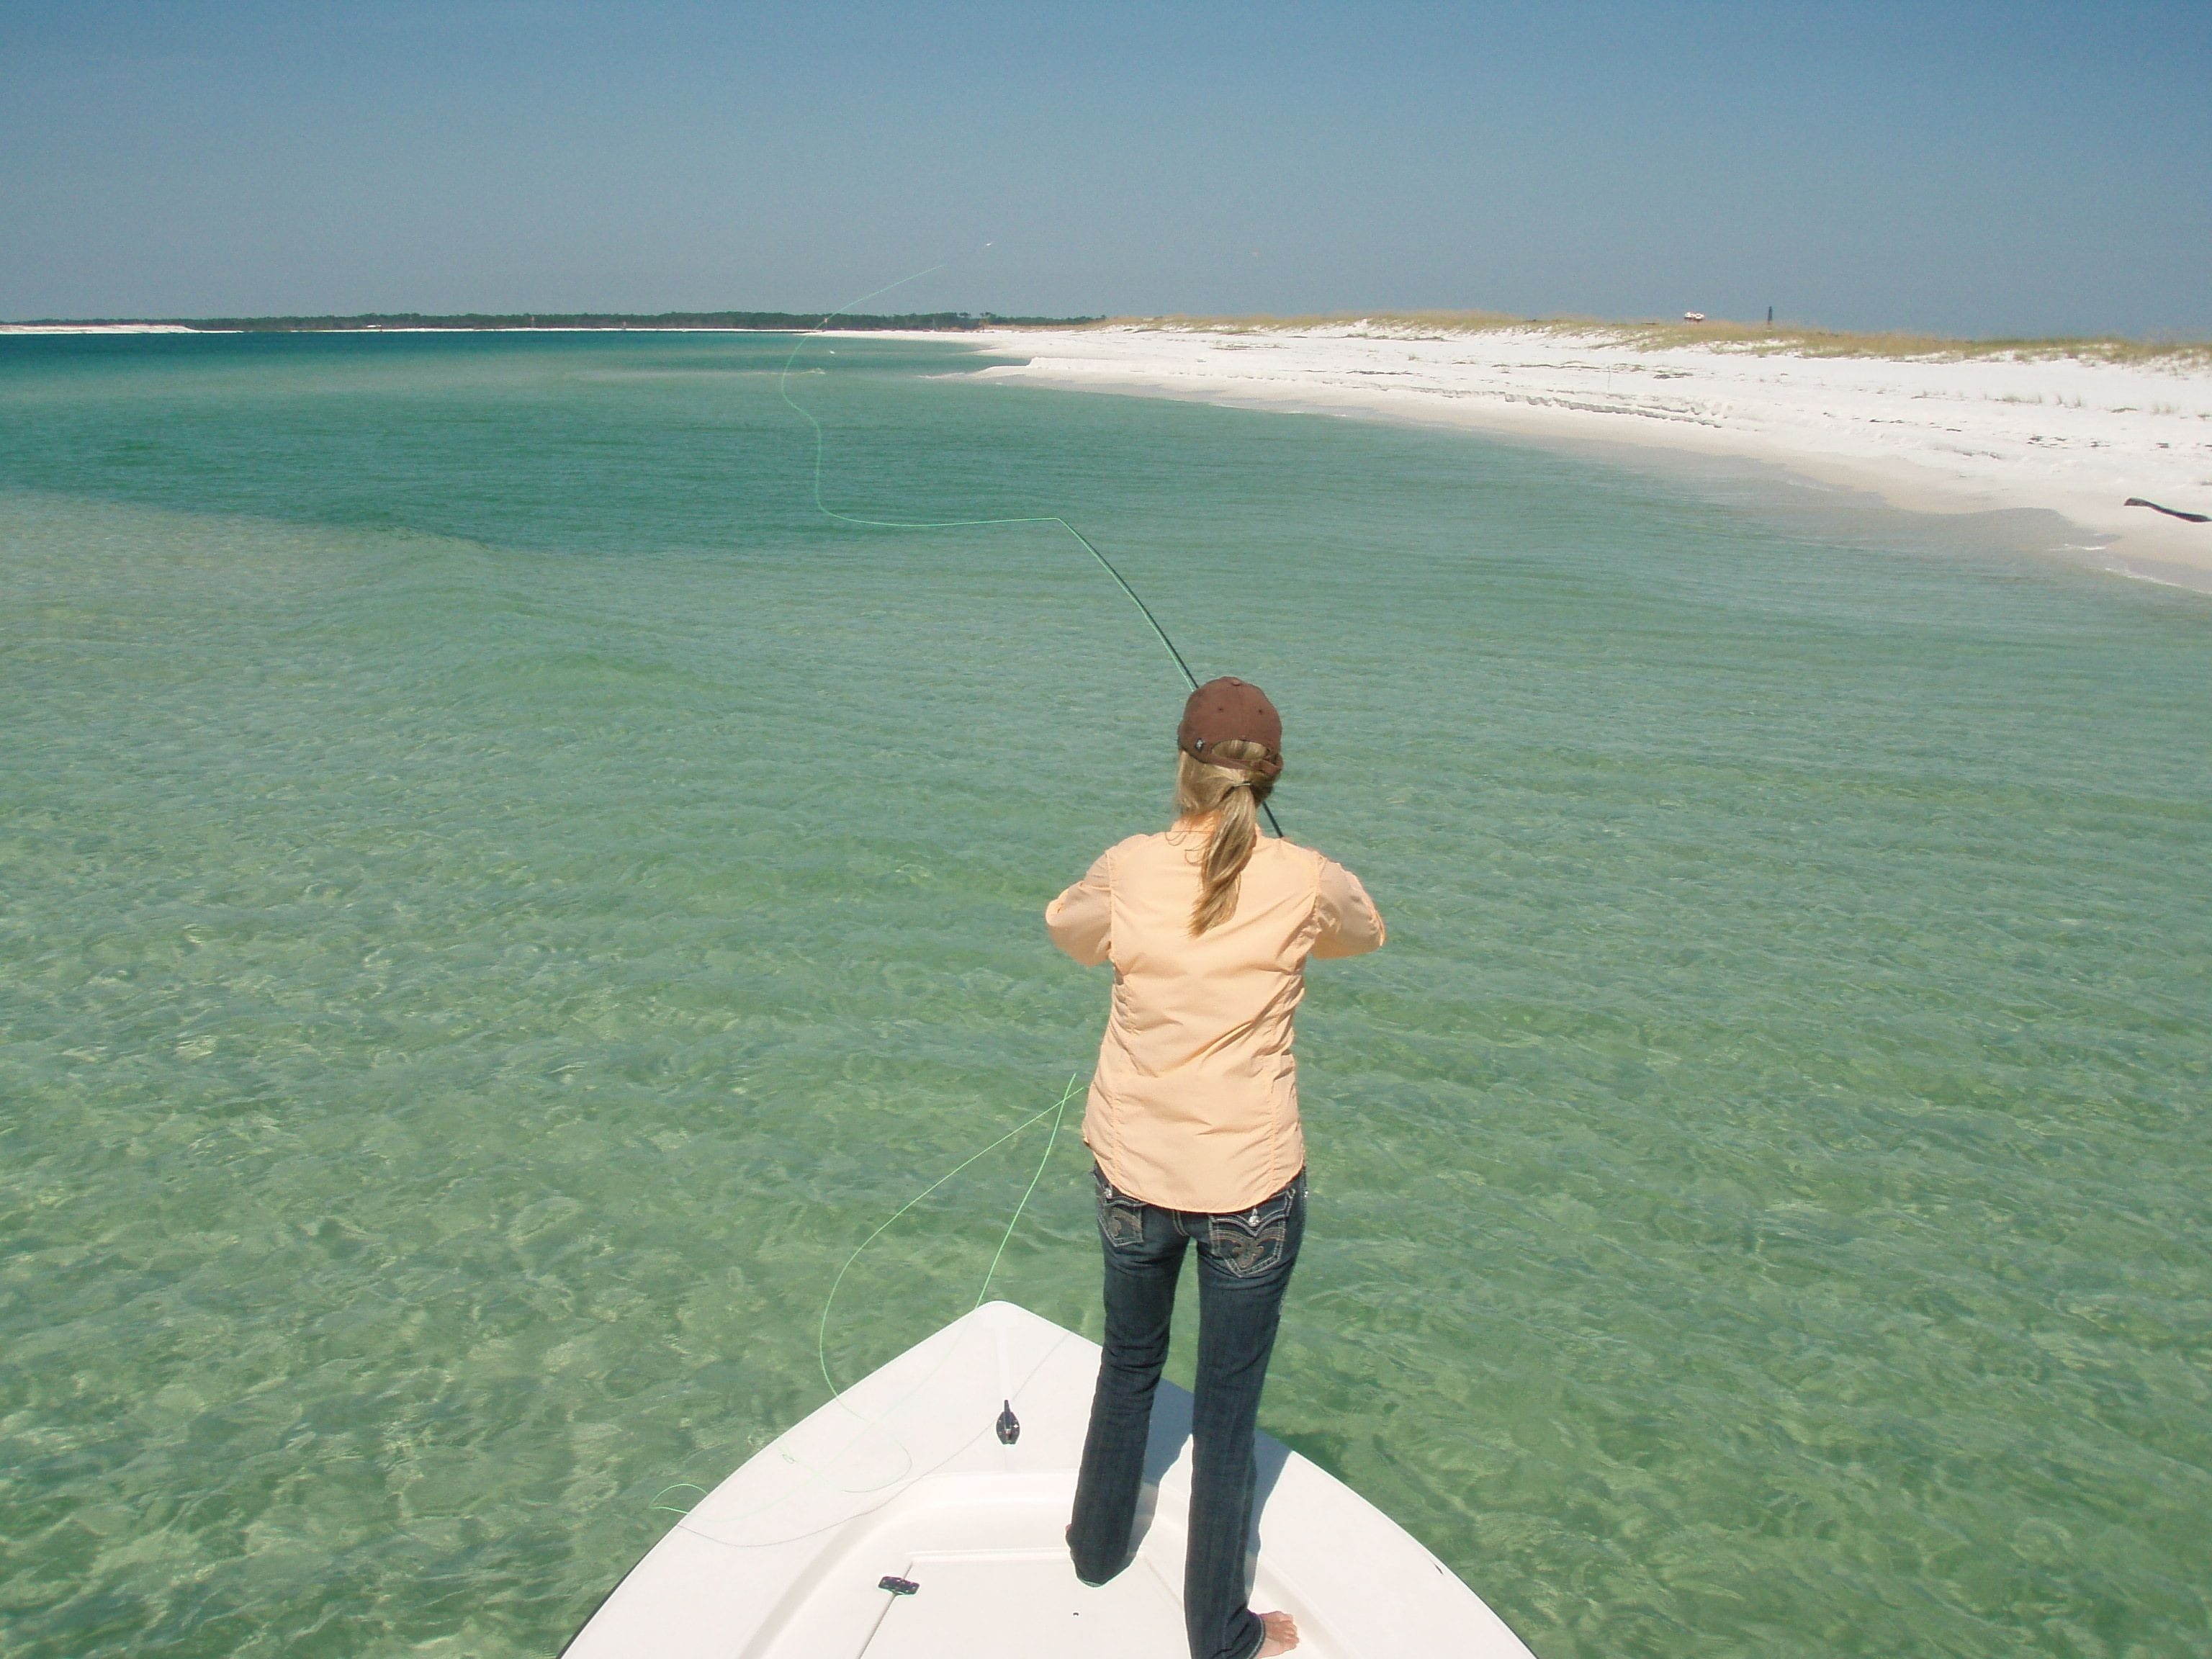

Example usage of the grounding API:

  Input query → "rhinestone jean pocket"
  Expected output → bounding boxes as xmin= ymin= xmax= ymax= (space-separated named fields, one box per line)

xmin=1206 ymin=1200 xmax=1291 ymax=1278
xmin=1093 ymin=1169 xmax=1148 ymax=1250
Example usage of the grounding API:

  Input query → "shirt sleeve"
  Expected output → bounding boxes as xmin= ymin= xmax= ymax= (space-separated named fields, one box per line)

xmin=1046 ymin=850 xmax=1114 ymax=966
xmin=1311 ymin=856 xmax=1385 ymax=959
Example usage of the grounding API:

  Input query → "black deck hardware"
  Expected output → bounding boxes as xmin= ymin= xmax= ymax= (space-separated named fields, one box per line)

xmin=2126 ymin=497 xmax=2212 ymax=524
xmin=878 ymin=1575 xmax=920 ymax=1596
xmin=996 ymin=1400 xmax=1021 ymax=1444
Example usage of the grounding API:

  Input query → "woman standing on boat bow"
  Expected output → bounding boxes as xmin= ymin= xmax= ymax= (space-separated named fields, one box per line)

xmin=1047 ymin=678 xmax=1385 ymax=1659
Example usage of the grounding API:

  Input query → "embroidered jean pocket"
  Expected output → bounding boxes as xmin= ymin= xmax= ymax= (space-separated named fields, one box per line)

xmin=1093 ymin=1170 xmax=1147 ymax=1251
xmin=1207 ymin=1192 xmax=1294 ymax=1279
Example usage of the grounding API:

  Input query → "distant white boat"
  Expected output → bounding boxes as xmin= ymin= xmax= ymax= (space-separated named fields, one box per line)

xmin=564 ymin=1300 xmax=1537 ymax=1658
xmin=1682 ymin=312 xmax=1707 ymax=323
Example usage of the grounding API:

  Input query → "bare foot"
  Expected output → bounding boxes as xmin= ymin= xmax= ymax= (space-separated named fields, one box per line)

xmin=1256 ymin=1609 xmax=1300 ymax=1656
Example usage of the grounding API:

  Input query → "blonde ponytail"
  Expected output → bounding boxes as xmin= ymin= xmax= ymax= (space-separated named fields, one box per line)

xmin=1176 ymin=739 xmax=1277 ymax=935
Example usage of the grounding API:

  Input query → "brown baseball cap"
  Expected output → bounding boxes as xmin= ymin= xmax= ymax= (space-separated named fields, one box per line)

xmin=1177 ymin=678 xmax=1283 ymax=778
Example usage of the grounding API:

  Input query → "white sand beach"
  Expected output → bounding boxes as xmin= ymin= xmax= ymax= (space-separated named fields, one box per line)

xmin=966 ymin=324 xmax=2212 ymax=590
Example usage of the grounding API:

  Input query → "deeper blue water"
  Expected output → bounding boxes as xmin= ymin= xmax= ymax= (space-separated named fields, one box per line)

xmin=1 ymin=331 xmax=2207 ymax=1659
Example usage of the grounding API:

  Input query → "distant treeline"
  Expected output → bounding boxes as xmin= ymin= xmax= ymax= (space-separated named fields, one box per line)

xmin=88 ymin=310 xmax=1097 ymax=333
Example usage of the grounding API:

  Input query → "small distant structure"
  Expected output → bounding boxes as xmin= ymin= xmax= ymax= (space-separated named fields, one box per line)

xmin=1683 ymin=311 xmax=1707 ymax=323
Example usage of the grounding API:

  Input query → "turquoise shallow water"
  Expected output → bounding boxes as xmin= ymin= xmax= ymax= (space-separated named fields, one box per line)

xmin=1 ymin=332 xmax=2208 ymax=1659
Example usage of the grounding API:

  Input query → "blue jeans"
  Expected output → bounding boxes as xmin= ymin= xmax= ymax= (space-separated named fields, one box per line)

xmin=1067 ymin=1166 xmax=1306 ymax=1659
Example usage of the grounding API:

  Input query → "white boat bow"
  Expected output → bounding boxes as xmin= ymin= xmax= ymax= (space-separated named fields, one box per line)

xmin=565 ymin=1300 xmax=1536 ymax=1658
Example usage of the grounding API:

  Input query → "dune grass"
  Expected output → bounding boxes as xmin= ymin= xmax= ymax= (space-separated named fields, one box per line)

xmin=1065 ymin=310 xmax=2212 ymax=367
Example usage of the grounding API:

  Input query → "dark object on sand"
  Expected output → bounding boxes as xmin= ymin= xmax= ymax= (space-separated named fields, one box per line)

xmin=2125 ymin=497 xmax=2211 ymax=523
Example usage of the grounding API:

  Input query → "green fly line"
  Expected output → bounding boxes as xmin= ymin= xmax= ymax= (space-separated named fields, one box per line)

xmin=815 ymin=1074 xmax=1079 ymax=1400
xmin=775 ymin=264 xmax=1284 ymax=837
xmin=769 ymin=256 xmax=1284 ymax=1407
xmin=655 ymin=264 xmax=1275 ymax=1531
xmin=652 ymin=1076 xmax=1079 ymax=1524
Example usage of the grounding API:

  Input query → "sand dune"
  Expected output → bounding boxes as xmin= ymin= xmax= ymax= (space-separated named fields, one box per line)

xmin=966 ymin=323 xmax=2212 ymax=590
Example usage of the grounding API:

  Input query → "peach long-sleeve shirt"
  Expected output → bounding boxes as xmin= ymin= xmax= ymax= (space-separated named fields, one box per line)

xmin=1046 ymin=827 xmax=1385 ymax=1213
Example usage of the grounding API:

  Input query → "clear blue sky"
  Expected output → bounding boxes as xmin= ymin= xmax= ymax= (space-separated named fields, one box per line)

xmin=4 ymin=1 xmax=2206 ymax=336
